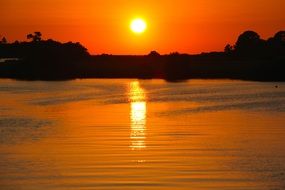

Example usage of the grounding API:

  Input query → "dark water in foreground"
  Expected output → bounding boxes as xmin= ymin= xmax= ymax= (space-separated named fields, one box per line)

xmin=0 ymin=79 xmax=285 ymax=190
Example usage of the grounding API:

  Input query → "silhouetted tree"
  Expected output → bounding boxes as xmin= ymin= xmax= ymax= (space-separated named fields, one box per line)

xmin=0 ymin=37 xmax=7 ymax=44
xmin=267 ymin=31 xmax=285 ymax=56
xmin=235 ymin=31 xmax=260 ymax=49
xmin=26 ymin=34 xmax=33 ymax=41
xmin=148 ymin=51 xmax=160 ymax=56
xmin=274 ymin=31 xmax=285 ymax=42
xmin=13 ymin=40 xmax=20 ymax=45
xmin=234 ymin=31 xmax=266 ymax=57
xmin=224 ymin=44 xmax=233 ymax=53
xmin=27 ymin=32 xmax=42 ymax=42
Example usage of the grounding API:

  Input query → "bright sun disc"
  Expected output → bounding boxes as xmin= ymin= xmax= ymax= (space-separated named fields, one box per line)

xmin=130 ymin=19 xmax=147 ymax=34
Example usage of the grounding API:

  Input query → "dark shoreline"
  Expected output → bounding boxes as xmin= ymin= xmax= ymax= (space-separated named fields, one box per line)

xmin=0 ymin=55 xmax=284 ymax=82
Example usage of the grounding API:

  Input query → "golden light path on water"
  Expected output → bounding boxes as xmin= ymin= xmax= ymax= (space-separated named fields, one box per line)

xmin=129 ymin=81 xmax=147 ymax=150
xmin=0 ymin=79 xmax=285 ymax=189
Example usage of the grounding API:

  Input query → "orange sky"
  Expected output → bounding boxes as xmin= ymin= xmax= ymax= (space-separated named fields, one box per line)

xmin=1 ymin=0 xmax=285 ymax=55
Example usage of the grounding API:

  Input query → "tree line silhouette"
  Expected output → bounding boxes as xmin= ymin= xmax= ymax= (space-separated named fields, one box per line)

xmin=0 ymin=30 xmax=284 ymax=81
xmin=224 ymin=31 xmax=285 ymax=58
xmin=0 ymin=32 xmax=89 ymax=60
xmin=0 ymin=32 xmax=90 ymax=79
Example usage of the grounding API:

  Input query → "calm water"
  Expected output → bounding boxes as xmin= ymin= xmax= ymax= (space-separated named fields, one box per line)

xmin=0 ymin=79 xmax=285 ymax=190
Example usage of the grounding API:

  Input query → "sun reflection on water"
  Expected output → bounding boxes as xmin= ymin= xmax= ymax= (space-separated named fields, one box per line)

xmin=129 ymin=81 xmax=147 ymax=150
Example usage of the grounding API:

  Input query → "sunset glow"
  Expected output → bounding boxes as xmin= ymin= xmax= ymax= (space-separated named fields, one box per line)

xmin=1 ymin=0 xmax=285 ymax=54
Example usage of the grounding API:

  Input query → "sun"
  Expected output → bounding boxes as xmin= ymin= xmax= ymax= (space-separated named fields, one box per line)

xmin=130 ymin=18 xmax=147 ymax=34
